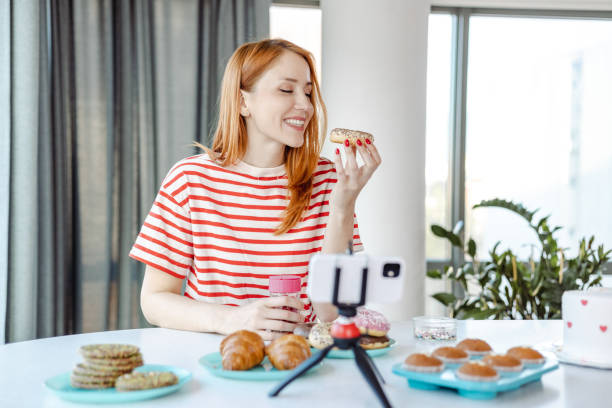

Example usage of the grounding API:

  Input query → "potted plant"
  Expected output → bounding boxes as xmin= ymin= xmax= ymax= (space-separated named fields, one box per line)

xmin=428 ymin=199 xmax=611 ymax=319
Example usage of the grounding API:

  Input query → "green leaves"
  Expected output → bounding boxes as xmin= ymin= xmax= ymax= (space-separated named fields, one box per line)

xmin=467 ymin=239 xmax=477 ymax=258
xmin=429 ymin=198 xmax=610 ymax=320
xmin=431 ymin=224 xmax=462 ymax=247
xmin=432 ymin=292 xmax=457 ymax=306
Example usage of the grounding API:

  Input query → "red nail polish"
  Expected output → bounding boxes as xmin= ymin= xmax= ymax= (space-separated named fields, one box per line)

xmin=356 ymin=139 xmax=363 ymax=146
xmin=365 ymin=138 xmax=371 ymax=145
xmin=344 ymin=139 xmax=350 ymax=147
xmin=335 ymin=148 xmax=340 ymax=155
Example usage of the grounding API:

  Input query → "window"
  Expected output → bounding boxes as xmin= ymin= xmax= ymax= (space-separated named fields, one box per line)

xmin=425 ymin=8 xmax=612 ymax=310
xmin=269 ymin=4 xmax=322 ymax=77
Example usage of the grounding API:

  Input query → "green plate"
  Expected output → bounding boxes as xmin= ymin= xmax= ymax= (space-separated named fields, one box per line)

xmin=44 ymin=364 xmax=192 ymax=404
xmin=199 ymin=352 xmax=323 ymax=381
xmin=312 ymin=338 xmax=397 ymax=359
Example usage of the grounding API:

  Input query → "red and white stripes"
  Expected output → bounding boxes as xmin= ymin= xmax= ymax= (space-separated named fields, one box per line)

xmin=130 ymin=154 xmax=363 ymax=322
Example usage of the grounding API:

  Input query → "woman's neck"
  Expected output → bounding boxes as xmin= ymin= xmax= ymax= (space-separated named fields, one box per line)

xmin=242 ymin=134 xmax=285 ymax=168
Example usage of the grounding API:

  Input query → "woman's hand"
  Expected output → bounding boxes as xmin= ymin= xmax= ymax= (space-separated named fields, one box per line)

xmin=222 ymin=296 xmax=305 ymax=341
xmin=330 ymin=138 xmax=382 ymax=213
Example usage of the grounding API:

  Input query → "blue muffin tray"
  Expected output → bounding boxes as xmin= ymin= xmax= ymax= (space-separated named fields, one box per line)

xmin=392 ymin=357 xmax=558 ymax=400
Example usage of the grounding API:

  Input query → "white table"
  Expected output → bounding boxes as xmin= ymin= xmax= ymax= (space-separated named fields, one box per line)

xmin=0 ymin=320 xmax=608 ymax=407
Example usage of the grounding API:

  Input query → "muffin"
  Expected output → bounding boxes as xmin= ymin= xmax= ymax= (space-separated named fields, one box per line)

xmin=506 ymin=346 xmax=545 ymax=365
xmin=456 ymin=338 xmax=493 ymax=356
xmin=456 ymin=362 xmax=499 ymax=382
xmin=482 ymin=354 xmax=523 ymax=372
xmin=432 ymin=346 xmax=469 ymax=364
xmin=404 ymin=353 xmax=444 ymax=373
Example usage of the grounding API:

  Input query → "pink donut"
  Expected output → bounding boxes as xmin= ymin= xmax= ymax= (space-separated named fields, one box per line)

xmin=355 ymin=307 xmax=390 ymax=336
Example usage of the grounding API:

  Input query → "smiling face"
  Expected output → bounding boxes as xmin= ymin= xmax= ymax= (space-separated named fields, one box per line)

xmin=240 ymin=51 xmax=314 ymax=149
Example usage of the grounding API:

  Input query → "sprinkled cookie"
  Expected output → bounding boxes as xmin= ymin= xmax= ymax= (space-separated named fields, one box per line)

xmin=115 ymin=371 xmax=178 ymax=391
xmin=308 ymin=322 xmax=333 ymax=349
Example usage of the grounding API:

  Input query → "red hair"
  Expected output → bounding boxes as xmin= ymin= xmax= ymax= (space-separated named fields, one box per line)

xmin=204 ymin=39 xmax=327 ymax=235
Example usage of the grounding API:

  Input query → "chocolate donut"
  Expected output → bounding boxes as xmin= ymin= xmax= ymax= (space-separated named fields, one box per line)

xmin=358 ymin=335 xmax=390 ymax=350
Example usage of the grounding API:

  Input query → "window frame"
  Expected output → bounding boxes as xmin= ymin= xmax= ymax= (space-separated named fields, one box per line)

xmin=427 ymin=6 xmax=612 ymax=280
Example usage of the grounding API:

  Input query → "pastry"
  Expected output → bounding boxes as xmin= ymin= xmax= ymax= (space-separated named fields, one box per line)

xmin=506 ymin=346 xmax=545 ymax=365
xmin=482 ymin=354 xmax=523 ymax=372
xmin=266 ymin=334 xmax=311 ymax=370
xmin=359 ymin=335 xmax=390 ymax=350
xmin=308 ymin=322 xmax=334 ymax=349
xmin=220 ymin=330 xmax=265 ymax=371
xmin=403 ymin=353 xmax=444 ymax=373
xmin=456 ymin=362 xmax=499 ymax=382
xmin=330 ymin=128 xmax=374 ymax=147
xmin=562 ymin=288 xmax=612 ymax=363
xmin=432 ymin=346 xmax=469 ymax=364
xmin=355 ymin=307 xmax=390 ymax=337
xmin=115 ymin=371 xmax=178 ymax=391
xmin=456 ymin=338 xmax=493 ymax=356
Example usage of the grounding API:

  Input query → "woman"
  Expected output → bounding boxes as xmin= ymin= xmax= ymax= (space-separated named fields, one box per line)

xmin=130 ymin=39 xmax=381 ymax=340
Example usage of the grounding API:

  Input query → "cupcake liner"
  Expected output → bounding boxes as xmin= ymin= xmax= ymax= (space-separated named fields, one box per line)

xmin=402 ymin=363 xmax=445 ymax=373
xmin=455 ymin=370 xmax=499 ymax=382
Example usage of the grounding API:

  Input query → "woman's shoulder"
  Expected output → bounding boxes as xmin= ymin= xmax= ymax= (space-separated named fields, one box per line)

xmin=166 ymin=153 xmax=220 ymax=175
xmin=161 ymin=153 xmax=220 ymax=184
xmin=313 ymin=156 xmax=337 ymax=180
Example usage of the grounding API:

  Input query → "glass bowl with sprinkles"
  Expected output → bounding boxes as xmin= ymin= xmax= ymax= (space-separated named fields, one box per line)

xmin=413 ymin=316 xmax=457 ymax=341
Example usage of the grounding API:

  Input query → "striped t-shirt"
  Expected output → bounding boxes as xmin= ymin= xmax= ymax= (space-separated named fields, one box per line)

xmin=129 ymin=153 xmax=363 ymax=322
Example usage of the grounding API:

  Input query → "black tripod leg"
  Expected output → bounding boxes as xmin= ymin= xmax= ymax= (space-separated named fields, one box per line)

xmin=361 ymin=348 xmax=386 ymax=384
xmin=353 ymin=345 xmax=392 ymax=408
xmin=269 ymin=345 xmax=333 ymax=397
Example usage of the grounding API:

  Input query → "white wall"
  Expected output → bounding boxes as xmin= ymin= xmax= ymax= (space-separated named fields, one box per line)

xmin=320 ymin=0 xmax=430 ymax=320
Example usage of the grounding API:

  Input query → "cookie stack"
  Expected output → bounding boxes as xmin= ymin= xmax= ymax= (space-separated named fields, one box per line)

xmin=70 ymin=344 xmax=143 ymax=389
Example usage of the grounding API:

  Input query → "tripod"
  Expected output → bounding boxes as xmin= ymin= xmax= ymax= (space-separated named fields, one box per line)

xmin=269 ymin=245 xmax=393 ymax=408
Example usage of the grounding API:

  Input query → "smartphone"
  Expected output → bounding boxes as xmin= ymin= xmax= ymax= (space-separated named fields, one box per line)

xmin=307 ymin=253 xmax=406 ymax=305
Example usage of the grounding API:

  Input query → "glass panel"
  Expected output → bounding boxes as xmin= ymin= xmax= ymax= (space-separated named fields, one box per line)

xmin=269 ymin=5 xmax=322 ymax=78
xmin=465 ymin=16 xmax=612 ymax=261
xmin=425 ymin=13 xmax=453 ymax=261
xmin=425 ymin=13 xmax=454 ymax=316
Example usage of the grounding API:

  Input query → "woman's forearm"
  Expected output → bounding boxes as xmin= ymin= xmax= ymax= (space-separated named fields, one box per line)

xmin=321 ymin=206 xmax=355 ymax=254
xmin=141 ymin=291 xmax=234 ymax=334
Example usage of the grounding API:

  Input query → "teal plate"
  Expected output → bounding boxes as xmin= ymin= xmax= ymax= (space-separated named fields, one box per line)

xmin=392 ymin=355 xmax=558 ymax=400
xmin=44 ymin=364 xmax=192 ymax=404
xmin=199 ymin=352 xmax=323 ymax=380
xmin=314 ymin=338 xmax=397 ymax=359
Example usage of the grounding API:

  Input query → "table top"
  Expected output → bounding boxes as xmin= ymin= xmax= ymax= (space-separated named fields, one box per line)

xmin=0 ymin=320 xmax=608 ymax=407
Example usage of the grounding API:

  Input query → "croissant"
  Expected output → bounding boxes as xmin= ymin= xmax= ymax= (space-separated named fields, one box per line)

xmin=266 ymin=334 xmax=312 ymax=370
xmin=219 ymin=330 xmax=265 ymax=371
